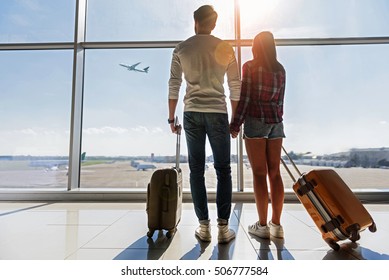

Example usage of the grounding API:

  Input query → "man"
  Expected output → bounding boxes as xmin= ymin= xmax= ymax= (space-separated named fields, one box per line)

xmin=168 ymin=5 xmax=240 ymax=243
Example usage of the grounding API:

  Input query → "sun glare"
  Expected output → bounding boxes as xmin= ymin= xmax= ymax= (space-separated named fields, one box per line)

xmin=239 ymin=0 xmax=281 ymax=31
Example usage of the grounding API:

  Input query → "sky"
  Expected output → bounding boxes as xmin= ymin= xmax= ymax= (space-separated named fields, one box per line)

xmin=0 ymin=0 xmax=388 ymax=157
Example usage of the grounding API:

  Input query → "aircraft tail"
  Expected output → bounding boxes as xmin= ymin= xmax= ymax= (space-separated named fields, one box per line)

xmin=81 ymin=152 xmax=86 ymax=161
xmin=143 ymin=67 xmax=149 ymax=73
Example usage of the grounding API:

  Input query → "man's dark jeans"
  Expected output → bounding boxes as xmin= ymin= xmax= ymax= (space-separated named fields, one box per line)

xmin=183 ymin=111 xmax=232 ymax=223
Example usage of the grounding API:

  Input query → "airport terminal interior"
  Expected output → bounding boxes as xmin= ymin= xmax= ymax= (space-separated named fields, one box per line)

xmin=1 ymin=0 xmax=389 ymax=262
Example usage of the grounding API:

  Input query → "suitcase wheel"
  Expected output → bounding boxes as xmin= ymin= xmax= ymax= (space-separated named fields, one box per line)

xmin=325 ymin=238 xmax=340 ymax=251
xmin=349 ymin=231 xmax=360 ymax=243
xmin=166 ymin=228 xmax=176 ymax=239
xmin=369 ymin=222 xmax=377 ymax=233
xmin=147 ymin=229 xmax=155 ymax=238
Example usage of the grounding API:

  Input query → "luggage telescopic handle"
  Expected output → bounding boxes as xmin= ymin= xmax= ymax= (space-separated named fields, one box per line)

xmin=280 ymin=157 xmax=295 ymax=182
xmin=174 ymin=116 xmax=181 ymax=170
xmin=280 ymin=146 xmax=302 ymax=182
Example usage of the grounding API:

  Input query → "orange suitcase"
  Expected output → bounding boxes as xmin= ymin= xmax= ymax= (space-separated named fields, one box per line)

xmin=281 ymin=147 xmax=377 ymax=250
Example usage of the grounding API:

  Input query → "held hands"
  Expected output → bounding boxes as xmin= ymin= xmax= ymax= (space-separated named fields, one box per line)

xmin=230 ymin=130 xmax=239 ymax=138
xmin=229 ymin=112 xmax=240 ymax=138
xmin=229 ymin=124 xmax=240 ymax=139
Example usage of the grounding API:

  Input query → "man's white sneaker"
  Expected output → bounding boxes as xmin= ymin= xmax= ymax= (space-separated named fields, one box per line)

xmin=195 ymin=223 xmax=212 ymax=242
xmin=248 ymin=221 xmax=270 ymax=239
xmin=269 ymin=221 xmax=284 ymax=238
xmin=217 ymin=224 xmax=235 ymax=244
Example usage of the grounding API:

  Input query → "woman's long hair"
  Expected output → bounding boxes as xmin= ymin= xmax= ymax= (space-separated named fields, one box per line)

xmin=252 ymin=31 xmax=283 ymax=71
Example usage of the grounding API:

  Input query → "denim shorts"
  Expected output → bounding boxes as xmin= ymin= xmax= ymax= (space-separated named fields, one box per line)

xmin=243 ymin=117 xmax=285 ymax=139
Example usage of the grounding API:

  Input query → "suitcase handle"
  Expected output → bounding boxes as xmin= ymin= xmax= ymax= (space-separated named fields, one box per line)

xmin=280 ymin=146 xmax=303 ymax=182
xmin=174 ymin=116 xmax=182 ymax=170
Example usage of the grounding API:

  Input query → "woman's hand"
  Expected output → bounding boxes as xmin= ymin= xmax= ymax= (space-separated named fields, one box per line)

xmin=230 ymin=126 xmax=240 ymax=138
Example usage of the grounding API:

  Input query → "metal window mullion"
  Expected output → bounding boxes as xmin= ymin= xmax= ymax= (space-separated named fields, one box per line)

xmin=0 ymin=42 xmax=73 ymax=51
xmin=275 ymin=37 xmax=389 ymax=46
xmin=234 ymin=0 xmax=244 ymax=192
xmin=68 ymin=0 xmax=87 ymax=190
xmin=75 ymin=37 xmax=389 ymax=50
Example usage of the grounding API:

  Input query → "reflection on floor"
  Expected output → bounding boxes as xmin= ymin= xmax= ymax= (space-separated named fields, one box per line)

xmin=0 ymin=202 xmax=388 ymax=260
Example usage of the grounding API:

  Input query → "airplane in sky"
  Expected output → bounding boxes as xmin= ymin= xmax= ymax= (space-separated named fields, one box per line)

xmin=119 ymin=62 xmax=149 ymax=73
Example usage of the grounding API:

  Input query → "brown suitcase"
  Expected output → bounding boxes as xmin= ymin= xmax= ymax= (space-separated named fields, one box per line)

xmin=281 ymin=147 xmax=377 ymax=250
xmin=146 ymin=118 xmax=182 ymax=238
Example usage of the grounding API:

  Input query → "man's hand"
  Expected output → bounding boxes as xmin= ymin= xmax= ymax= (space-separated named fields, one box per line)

xmin=171 ymin=123 xmax=182 ymax=135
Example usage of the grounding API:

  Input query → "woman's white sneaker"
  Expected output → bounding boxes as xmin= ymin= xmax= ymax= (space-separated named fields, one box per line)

xmin=269 ymin=221 xmax=284 ymax=238
xmin=248 ymin=221 xmax=270 ymax=239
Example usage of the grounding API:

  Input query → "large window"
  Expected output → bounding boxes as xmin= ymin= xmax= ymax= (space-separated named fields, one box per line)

xmin=0 ymin=0 xmax=388 ymax=196
xmin=80 ymin=48 xmax=239 ymax=190
xmin=240 ymin=0 xmax=389 ymax=39
xmin=86 ymin=0 xmax=235 ymax=41
xmin=240 ymin=44 xmax=389 ymax=191
xmin=0 ymin=0 xmax=75 ymax=43
xmin=0 ymin=51 xmax=73 ymax=189
xmin=81 ymin=49 xmax=178 ymax=188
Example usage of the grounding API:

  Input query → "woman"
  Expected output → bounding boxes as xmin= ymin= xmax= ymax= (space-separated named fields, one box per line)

xmin=230 ymin=31 xmax=286 ymax=239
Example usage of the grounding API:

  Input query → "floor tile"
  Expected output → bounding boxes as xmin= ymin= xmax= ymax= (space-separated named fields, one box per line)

xmin=0 ymin=201 xmax=388 ymax=260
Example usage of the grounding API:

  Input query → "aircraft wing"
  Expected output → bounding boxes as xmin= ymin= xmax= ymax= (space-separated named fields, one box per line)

xmin=130 ymin=62 xmax=141 ymax=68
xmin=119 ymin=62 xmax=142 ymax=70
xmin=119 ymin=63 xmax=130 ymax=69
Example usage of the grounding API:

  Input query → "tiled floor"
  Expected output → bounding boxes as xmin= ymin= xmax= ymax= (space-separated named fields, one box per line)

xmin=0 ymin=202 xmax=388 ymax=260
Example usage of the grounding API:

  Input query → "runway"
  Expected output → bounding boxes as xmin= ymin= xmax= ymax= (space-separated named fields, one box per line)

xmin=0 ymin=160 xmax=388 ymax=191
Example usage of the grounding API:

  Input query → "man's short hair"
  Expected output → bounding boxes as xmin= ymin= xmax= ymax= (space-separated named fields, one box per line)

xmin=194 ymin=5 xmax=218 ymax=28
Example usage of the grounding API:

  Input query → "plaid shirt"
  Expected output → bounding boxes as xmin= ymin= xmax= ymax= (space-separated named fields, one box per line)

xmin=230 ymin=61 xmax=286 ymax=132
